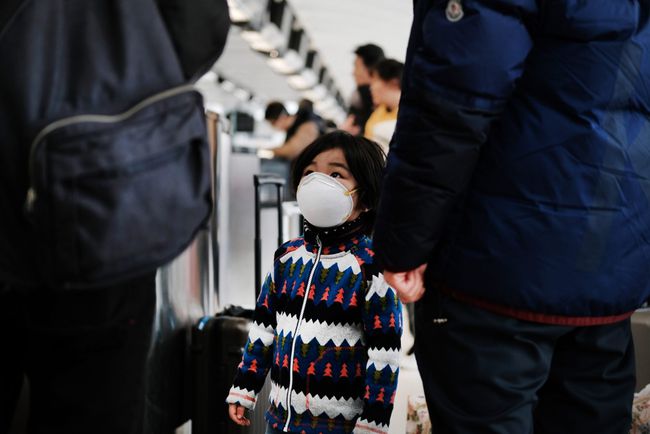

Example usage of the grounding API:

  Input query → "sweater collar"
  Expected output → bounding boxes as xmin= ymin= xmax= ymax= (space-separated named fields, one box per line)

xmin=303 ymin=215 xmax=367 ymax=252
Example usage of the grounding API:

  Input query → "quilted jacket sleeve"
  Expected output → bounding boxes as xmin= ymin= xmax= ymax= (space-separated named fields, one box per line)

xmin=373 ymin=0 xmax=537 ymax=272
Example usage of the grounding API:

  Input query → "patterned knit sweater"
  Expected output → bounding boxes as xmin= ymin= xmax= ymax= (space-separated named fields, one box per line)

xmin=226 ymin=220 xmax=402 ymax=434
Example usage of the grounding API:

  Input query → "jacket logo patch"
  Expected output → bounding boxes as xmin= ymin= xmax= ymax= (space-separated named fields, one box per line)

xmin=446 ymin=0 xmax=464 ymax=22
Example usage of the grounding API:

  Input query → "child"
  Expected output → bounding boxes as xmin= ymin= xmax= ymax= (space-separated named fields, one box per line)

xmin=226 ymin=131 xmax=402 ymax=434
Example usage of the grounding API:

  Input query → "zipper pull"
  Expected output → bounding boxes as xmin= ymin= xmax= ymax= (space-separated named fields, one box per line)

xmin=25 ymin=188 xmax=37 ymax=213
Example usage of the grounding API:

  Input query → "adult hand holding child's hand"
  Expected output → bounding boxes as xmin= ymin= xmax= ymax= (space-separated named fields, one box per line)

xmin=384 ymin=263 xmax=428 ymax=303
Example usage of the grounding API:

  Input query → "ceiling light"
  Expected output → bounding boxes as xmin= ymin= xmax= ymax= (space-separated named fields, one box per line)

xmin=319 ymin=106 xmax=346 ymax=124
xmin=233 ymin=88 xmax=251 ymax=101
xmin=267 ymin=50 xmax=304 ymax=75
xmin=241 ymin=23 xmax=285 ymax=54
xmin=314 ymin=96 xmax=338 ymax=113
xmin=287 ymin=69 xmax=317 ymax=90
xmin=240 ymin=29 xmax=261 ymax=44
xmin=301 ymin=85 xmax=328 ymax=102
xmin=197 ymin=70 xmax=218 ymax=84
xmin=221 ymin=80 xmax=236 ymax=92
xmin=227 ymin=0 xmax=251 ymax=24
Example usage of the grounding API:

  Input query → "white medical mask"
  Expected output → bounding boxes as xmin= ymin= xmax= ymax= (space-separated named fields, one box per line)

xmin=296 ymin=172 xmax=358 ymax=228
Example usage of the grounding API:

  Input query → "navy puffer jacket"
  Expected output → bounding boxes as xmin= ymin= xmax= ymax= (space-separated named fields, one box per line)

xmin=374 ymin=0 xmax=650 ymax=318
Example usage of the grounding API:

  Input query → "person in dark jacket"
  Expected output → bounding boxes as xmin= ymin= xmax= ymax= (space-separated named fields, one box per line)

xmin=0 ymin=1 xmax=229 ymax=433
xmin=265 ymin=101 xmax=324 ymax=161
xmin=373 ymin=1 xmax=650 ymax=433
xmin=340 ymin=43 xmax=385 ymax=136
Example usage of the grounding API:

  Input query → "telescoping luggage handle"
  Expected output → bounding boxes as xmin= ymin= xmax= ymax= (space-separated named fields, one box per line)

xmin=253 ymin=174 xmax=285 ymax=298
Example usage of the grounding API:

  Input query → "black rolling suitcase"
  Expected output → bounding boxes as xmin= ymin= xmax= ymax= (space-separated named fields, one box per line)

xmin=191 ymin=173 xmax=285 ymax=434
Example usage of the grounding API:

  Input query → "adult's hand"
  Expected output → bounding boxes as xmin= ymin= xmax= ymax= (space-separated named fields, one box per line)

xmin=228 ymin=403 xmax=251 ymax=426
xmin=384 ymin=264 xmax=428 ymax=303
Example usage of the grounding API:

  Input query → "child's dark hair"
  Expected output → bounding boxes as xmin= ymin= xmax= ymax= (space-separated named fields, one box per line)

xmin=292 ymin=131 xmax=386 ymax=233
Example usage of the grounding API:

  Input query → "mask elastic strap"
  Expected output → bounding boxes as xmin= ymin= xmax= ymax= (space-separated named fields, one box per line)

xmin=344 ymin=188 xmax=358 ymax=197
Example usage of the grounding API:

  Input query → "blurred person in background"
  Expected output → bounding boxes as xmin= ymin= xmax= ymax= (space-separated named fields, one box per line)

xmin=264 ymin=101 xmax=324 ymax=161
xmin=340 ymin=43 xmax=385 ymax=136
xmin=364 ymin=58 xmax=403 ymax=153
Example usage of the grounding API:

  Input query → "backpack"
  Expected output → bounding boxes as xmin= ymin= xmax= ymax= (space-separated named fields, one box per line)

xmin=0 ymin=0 xmax=229 ymax=288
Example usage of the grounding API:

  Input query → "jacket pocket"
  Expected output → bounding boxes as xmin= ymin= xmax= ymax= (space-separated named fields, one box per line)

xmin=26 ymin=86 xmax=211 ymax=287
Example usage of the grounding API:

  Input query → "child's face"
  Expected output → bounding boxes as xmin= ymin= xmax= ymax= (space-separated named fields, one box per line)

xmin=301 ymin=148 xmax=363 ymax=222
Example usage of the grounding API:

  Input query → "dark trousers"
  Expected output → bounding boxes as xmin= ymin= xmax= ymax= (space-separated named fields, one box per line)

xmin=0 ymin=274 xmax=156 ymax=434
xmin=415 ymin=293 xmax=635 ymax=434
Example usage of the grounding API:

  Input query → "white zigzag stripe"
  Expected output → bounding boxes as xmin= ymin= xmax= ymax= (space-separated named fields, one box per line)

xmin=365 ymin=274 xmax=395 ymax=300
xmin=276 ymin=311 xmax=299 ymax=338
xmin=269 ymin=380 xmax=285 ymax=407
xmin=297 ymin=317 xmax=364 ymax=347
xmin=354 ymin=418 xmax=389 ymax=434
xmin=279 ymin=245 xmax=312 ymax=265
xmin=248 ymin=321 xmax=275 ymax=346
xmin=367 ymin=347 xmax=400 ymax=372
xmin=225 ymin=386 xmax=257 ymax=410
xmin=277 ymin=312 xmax=364 ymax=346
xmin=278 ymin=245 xmax=361 ymax=275
xmin=320 ymin=252 xmax=361 ymax=274
xmin=270 ymin=383 xmax=363 ymax=420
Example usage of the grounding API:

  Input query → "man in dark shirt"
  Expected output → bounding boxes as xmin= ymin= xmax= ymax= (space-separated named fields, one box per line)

xmin=340 ymin=43 xmax=384 ymax=136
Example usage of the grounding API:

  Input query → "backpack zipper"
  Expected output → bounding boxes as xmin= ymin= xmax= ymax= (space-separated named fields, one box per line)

xmin=24 ymin=84 xmax=196 ymax=212
xmin=283 ymin=235 xmax=322 ymax=432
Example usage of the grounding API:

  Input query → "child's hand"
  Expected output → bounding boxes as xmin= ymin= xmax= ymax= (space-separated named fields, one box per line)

xmin=228 ymin=403 xmax=251 ymax=426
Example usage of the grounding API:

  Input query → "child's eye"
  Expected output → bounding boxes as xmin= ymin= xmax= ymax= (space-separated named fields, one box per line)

xmin=330 ymin=172 xmax=342 ymax=178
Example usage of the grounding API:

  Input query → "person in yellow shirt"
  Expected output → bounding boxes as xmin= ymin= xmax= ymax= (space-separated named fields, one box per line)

xmin=364 ymin=59 xmax=404 ymax=153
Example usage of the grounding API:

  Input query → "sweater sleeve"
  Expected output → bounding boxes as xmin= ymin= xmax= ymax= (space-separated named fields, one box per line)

xmin=225 ymin=271 xmax=277 ymax=410
xmin=354 ymin=269 xmax=402 ymax=434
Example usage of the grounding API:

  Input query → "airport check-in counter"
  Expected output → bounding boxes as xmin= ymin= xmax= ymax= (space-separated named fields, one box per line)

xmin=223 ymin=132 xmax=302 ymax=309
